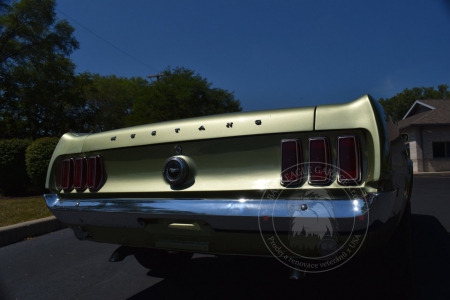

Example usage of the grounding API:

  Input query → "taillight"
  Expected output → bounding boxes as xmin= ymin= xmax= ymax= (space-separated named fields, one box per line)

xmin=281 ymin=139 xmax=302 ymax=185
xmin=60 ymin=158 xmax=74 ymax=190
xmin=74 ymin=157 xmax=87 ymax=191
xmin=337 ymin=136 xmax=361 ymax=184
xmin=87 ymin=155 xmax=103 ymax=190
xmin=309 ymin=137 xmax=331 ymax=184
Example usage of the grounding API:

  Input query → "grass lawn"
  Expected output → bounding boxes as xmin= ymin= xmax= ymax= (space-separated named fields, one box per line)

xmin=0 ymin=196 xmax=52 ymax=227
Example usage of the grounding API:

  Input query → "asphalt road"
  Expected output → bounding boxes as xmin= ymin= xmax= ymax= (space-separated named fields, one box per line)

xmin=1 ymin=173 xmax=449 ymax=300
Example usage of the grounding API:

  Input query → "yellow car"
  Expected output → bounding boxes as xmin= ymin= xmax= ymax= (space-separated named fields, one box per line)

xmin=44 ymin=94 xmax=413 ymax=275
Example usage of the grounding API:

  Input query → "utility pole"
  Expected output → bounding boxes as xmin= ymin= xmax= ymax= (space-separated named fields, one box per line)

xmin=147 ymin=73 xmax=164 ymax=82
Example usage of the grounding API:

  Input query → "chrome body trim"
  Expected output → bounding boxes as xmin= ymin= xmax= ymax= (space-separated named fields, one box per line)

xmin=44 ymin=190 xmax=397 ymax=233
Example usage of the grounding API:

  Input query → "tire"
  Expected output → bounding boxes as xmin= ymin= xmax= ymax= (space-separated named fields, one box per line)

xmin=134 ymin=248 xmax=193 ymax=270
xmin=392 ymin=174 xmax=413 ymax=273
xmin=392 ymin=200 xmax=412 ymax=260
xmin=386 ymin=173 xmax=413 ymax=268
xmin=381 ymin=199 xmax=413 ymax=286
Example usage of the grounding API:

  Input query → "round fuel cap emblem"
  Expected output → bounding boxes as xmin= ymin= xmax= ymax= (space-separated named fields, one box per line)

xmin=163 ymin=157 xmax=189 ymax=185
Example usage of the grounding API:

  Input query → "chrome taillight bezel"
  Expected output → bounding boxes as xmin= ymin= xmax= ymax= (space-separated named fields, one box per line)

xmin=337 ymin=135 xmax=361 ymax=185
xmin=60 ymin=158 xmax=74 ymax=190
xmin=74 ymin=157 xmax=88 ymax=191
xmin=87 ymin=155 xmax=103 ymax=191
xmin=280 ymin=139 xmax=303 ymax=186
xmin=60 ymin=155 xmax=104 ymax=192
xmin=308 ymin=137 xmax=332 ymax=185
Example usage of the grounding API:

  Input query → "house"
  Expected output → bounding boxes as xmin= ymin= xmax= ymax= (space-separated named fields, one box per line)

xmin=398 ymin=99 xmax=450 ymax=173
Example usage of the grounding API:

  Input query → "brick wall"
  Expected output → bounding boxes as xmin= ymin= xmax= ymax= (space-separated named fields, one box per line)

xmin=422 ymin=126 xmax=450 ymax=172
xmin=401 ymin=125 xmax=450 ymax=173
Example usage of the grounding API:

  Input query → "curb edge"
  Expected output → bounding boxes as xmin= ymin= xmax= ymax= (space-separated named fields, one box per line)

xmin=0 ymin=216 xmax=68 ymax=248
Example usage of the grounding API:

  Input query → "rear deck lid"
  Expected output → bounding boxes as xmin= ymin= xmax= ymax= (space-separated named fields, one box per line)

xmin=82 ymin=107 xmax=315 ymax=152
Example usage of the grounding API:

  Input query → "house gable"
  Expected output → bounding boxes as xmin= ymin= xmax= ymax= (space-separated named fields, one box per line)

xmin=398 ymin=99 xmax=450 ymax=129
xmin=403 ymin=100 xmax=435 ymax=119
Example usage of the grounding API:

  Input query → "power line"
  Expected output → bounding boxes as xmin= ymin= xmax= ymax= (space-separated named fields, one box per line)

xmin=56 ymin=8 xmax=160 ymax=73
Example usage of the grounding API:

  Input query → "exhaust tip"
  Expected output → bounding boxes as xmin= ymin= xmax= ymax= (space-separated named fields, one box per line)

xmin=289 ymin=268 xmax=306 ymax=280
xmin=109 ymin=246 xmax=135 ymax=262
xmin=73 ymin=226 xmax=92 ymax=240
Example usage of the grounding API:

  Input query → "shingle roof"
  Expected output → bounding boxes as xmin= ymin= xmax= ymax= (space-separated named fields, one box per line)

xmin=398 ymin=99 xmax=450 ymax=129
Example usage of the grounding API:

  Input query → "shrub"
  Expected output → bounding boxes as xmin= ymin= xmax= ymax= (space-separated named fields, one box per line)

xmin=0 ymin=139 xmax=32 ymax=195
xmin=26 ymin=137 xmax=60 ymax=189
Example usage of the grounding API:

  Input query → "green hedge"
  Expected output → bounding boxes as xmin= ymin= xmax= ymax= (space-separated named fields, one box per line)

xmin=26 ymin=137 xmax=60 ymax=189
xmin=0 ymin=139 xmax=32 ymax=195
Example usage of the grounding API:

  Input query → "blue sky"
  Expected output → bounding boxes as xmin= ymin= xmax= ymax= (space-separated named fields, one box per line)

xmin=55 ymin=0 xmax=450 ymax=112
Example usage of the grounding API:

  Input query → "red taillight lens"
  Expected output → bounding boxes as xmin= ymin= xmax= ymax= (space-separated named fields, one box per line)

xmin=60 ymin=158 xmax=74 ymax=190
xmin=87 ymin=155 xmax=103 ymax=190
xmin=309 ymin=137 xmax=331 ymax=184
xmin=337 ymin=136 xmax=361 ymax=184
xmin=74 ymin=157 xmax=87 ymax=190
xmin=281 ymin=139 xmax=302 ymax=185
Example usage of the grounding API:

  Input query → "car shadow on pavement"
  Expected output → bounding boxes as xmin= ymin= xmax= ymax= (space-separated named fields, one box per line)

xmin=127 ymin=214 xmax=450 ymax=300
xmin=410 ymin=214 xmax=450 ymax=300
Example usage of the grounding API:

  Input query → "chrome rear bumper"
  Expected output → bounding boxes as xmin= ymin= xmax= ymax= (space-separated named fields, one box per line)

xmin=44 ymin=190 xmax=397 ymax=234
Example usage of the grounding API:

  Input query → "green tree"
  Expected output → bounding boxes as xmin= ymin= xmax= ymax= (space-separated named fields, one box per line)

xmin=85 ymin=74 xmax=149 ymax=132
xmin=127 ymin=67 xmax=242 ymax=126
xmin=0 ymin=0 xmax=80 ymax=139
xmin=379 ymin=84 xmax=449 ymax=122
